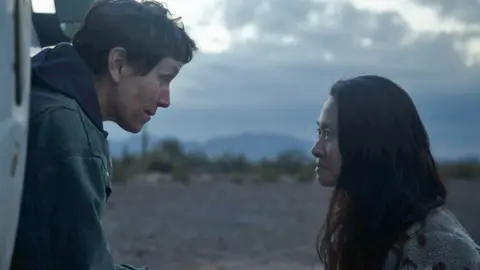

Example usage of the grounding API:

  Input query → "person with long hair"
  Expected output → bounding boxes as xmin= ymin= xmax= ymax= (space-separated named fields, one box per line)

xmin=312 ymin=75 xmax=479 ymax=269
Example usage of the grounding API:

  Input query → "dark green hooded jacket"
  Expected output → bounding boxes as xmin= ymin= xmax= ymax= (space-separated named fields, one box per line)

xmin=11 ymin=43 xmax=147 ymax=270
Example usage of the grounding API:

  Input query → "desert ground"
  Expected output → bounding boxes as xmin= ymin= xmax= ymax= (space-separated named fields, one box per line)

xmin=104 ymin=179 xmax=480 ymax=270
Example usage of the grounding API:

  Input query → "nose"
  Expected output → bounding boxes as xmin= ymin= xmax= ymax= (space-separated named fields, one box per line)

xmin=311 ymin=139 xmax=325 ymax=158
xmin=156 ymin=88 xmax=170 ymax=108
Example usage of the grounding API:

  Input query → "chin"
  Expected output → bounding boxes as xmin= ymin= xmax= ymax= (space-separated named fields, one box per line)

xmin=129 ymin=124 xmax=144 ymax=134
xmin=130 ymin=128 xmax=142 ymax=134
xmin=317 ymin=174 xmax=336 ymax=187
xmin=117 ymin=121 xmax=143 ymax=134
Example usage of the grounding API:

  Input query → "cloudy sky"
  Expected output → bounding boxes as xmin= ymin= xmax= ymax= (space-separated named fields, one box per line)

xmin=34 ymin=0 xmax=480 ymax=158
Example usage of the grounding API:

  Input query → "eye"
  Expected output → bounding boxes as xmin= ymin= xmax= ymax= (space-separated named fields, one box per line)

xmin=324 ymin=130 xmax=331 ymax=140
xmin=317 ymin=128 xmax=331 ymax=141
xmin=160 ymin=75 xmax=173 ymax=82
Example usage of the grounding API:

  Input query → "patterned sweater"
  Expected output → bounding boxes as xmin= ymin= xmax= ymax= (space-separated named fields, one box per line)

xmin=383 ymin=207 xmax=480 ymax=269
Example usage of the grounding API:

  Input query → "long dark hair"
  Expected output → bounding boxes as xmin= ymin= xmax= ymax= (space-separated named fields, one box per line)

xmin=317 ymin=75 xmax=447 ymax=270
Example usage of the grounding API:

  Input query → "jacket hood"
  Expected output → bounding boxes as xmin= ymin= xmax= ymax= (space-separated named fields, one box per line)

xmin=31 ymin=42 xmax=107 ymax=136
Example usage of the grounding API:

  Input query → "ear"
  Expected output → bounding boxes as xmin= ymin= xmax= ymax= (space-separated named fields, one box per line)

xmin=107 ymin=47 xmax=128 ymax=83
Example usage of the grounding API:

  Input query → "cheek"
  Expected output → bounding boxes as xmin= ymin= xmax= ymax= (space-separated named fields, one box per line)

xmin=117 ymin=81 xmax=143 ymax=114
xmin=327 ymin=142 xmax=342 ymax=173
xmin=142 ymin=80 xmax=164 ymax=103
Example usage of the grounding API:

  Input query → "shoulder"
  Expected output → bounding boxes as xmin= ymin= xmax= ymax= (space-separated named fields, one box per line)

xmin=399 ymin=231 xmax=480 ymax=269
xmin=28 ymin=103 xmax=90 ymax=162
xmin=399 ymin=210 xmax=480 ymax=269
xmin=30 ymin=86 xmax=80 ymax=116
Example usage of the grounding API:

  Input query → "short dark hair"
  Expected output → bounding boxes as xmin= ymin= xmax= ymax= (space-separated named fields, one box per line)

xmin=317 ymin=75 xmax=447 ymax=270
xmin=72 ymin=0 xmax=197 ymax=76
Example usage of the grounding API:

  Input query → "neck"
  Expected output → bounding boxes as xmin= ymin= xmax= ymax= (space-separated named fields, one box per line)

xmin=94 ymin=80 xmax=113 ymax=121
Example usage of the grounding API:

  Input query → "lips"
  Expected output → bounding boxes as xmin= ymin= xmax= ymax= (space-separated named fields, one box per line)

xmin=144 ymin=110 xmax=155 ymax=116
xmin=316 ymin=163 xmax=328 ymax=170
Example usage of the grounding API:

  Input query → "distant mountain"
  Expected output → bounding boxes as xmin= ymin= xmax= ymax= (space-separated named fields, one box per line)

xmin=108 ymin=132 xmax=313 ymax=161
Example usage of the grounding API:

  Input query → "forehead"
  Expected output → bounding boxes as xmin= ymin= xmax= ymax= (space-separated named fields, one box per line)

xmin=155 ymin=57 xmax=183 ymax=72
xmin=318 ymin=97 xmax=338 ymax=127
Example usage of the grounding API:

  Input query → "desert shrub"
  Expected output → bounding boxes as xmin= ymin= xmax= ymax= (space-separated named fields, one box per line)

xmin=258 ymin=167 xmax=280 ymax=183
xmin=111 ymin=135 xmax=480 ymax=185
xmin=297 ymin=166 xmax=315 ymax=183
xmin=274 ymin=149 xmax=309 ymax=175
xmin=111 ymin=159 xmax=129 ymax=183
xmin=172 ymin=163 xmax=190 ymax=184
xmin=111 ymin=157 xmax=140 ymax=183
xmin=438 ymin=160 xmax=480 ymax=180
xmin=147 ymin=158 xmax=173 ymax=173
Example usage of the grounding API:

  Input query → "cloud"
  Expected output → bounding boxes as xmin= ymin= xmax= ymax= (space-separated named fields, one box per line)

xmin=165 ymin=0 xmax=479 ymax=109
xmin=413 ymin=0 xmax=480 ymax=25
xmin=106 ymin=0 xmax=480 ymax=158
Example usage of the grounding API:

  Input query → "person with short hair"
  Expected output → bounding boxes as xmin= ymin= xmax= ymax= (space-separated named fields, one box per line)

xmin=11 ymin=0 xmax=197 ymax=269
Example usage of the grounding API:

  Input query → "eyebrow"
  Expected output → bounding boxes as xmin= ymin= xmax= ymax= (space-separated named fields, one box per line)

xmin=171 ymin=65 xmax=180 ymax=73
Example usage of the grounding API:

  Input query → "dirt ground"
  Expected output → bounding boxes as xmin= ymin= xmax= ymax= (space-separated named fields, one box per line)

xmin=104 ymin=179 xmax=480 ymax=270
